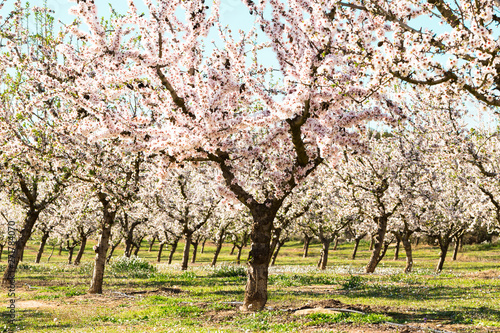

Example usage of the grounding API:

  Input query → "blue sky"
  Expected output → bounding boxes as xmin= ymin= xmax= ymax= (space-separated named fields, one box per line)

xmin=1 ymin=0 xmax=497 ymax=130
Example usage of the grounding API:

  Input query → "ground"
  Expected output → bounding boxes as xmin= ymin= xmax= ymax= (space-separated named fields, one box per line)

xmin=1 ymin=239 xmax=499 ymax=332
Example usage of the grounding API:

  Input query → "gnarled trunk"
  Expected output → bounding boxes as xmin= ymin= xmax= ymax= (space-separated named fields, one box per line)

xmin=333 ymin=236 xmax=339 ymax=251
xmin=366 ymin=216 xmax=388 ymax=273
xmin=230 ymin=244 xmax=236 ymax=255
xmin=88 ymin=208 xmax=115 ymax=294
xmin=35 ymin=231 xmax=50 ymax=264
xmin=74 ymin=236 xmax=87 ymax=266
xmin=2 ymin=210 xmax=40 ymax=286
xmin=133 ymin=237 xmax=143 ymax=256
xmin=241 ymin=204 xmax=277 ymax=312
xmin=181 ymin=234 xmax=192 ymax=271
xmin=211 ymin=242 xmax=223 ymax=267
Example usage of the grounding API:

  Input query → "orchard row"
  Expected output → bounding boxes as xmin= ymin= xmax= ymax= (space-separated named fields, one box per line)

xmin=0 ymin=0 xmax=499 ymax=311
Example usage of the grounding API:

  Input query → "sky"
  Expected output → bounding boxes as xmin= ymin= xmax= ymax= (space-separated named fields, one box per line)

xmin=1 ymin=0 xmax=497 ymax=131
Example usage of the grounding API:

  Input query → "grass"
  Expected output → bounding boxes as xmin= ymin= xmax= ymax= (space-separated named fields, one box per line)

xmin=0 ymin=238 xmax=498 ymax=332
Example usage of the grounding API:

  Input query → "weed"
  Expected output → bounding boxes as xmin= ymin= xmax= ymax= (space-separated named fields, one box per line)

xmin=306 ymin=312 xmax=391 ymax=325
xmin=209 ymin=264 xmax=247 ymax=278
xmin=342 ymin=274 xmax=365 ymax=290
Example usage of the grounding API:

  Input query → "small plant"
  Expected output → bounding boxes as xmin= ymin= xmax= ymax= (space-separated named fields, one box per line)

xmin=306 ymin=312 xmax=391 ymax=325
xmin=108 ymin=256 xmax=156 ymax=278
xmin=209 ymin=264 xmax=247 ymax=278
xmin=342 ymin=274 xmax=365 ymax=290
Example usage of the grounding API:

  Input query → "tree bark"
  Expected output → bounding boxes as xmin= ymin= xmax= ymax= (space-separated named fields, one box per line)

xmin=436 ymin=240 xmax=450 ymax=273
xmin=74 ymin=236 xmax=87 ymax=266
xmin=157 ymin=242 xmax=165 ymax=263
xmin=88 ymin=207 xmax=115 ymax=294
xmin=394 ymin=237 xmax=401 ymax=260
xmin=366 ymin=216 xmax=388 ymax=273
xmin=106 ymin=239 xmax=121 ymax=264
xmin=402 ymin=236 xmax=413 ymax=273
xmin=133 ymin=237 xmax=143 ymax=256
xmin=211 ymin=242 xmax=223 ymax=267
xmin=230 ymin=244 xmax=236 ymax=255
xmin=181 ymin=234 xmax=192 ymax=271
xmin=47 ymin=245 xmax=55 ymax=262
xmin=369 ymin=235 xmax=375 ymax=251
xmin=35 ymin=231 xmax=50 ymax=264
xmin=241 ymin=204 xmax=277 ymax=312
xmin=236 ymin=245 xmax=243 ymax=264
xmin=302 ymin=234 xmax=311 ymax=258
xmin=58 ymin=243 xmax=63 ymax=256
xmin=270 ymin=240 xmax=285 ymax=266
xmin=2 ymin=210 xmax=40 ymax=286
xmin=318 ymin=238 xmax=331 ymax=270
xmin=67 ymin=246 xmax=76 ymax=265
xmin=0 ymin=244 xmax=4 ymax=262
xmin=352 ymin=238 xmax=361 ymax=260
xmin=201 ymin=239 xmax=206 ymax=254
xmin=191 ymin=240 xmax=199 ymax=264
xmin=452 ymin=235 xmax=460 ymax=261
xmin=333 ymin=236 xmax=339 ymax=251
xmin=168 ymin=239 xmax=178 ymax=265
xmin=124 ymin=237 xmax=133 ymax=258
xmin=148 ymin=235 xmax=156 ymax=252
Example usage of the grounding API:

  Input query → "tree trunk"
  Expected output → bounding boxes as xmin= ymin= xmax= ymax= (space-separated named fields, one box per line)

xmin=369 ymin=235 xmax=375 ymax=251
xmin=157 ymin=242 xmax=165 ymax=263
xmin=402 ymin=236 xmax=413 ymax=273
xmin=181 ymin=234 xmax=192 ymax=271
xmin=366 ymin=216 xmax=388 ymax=273
xmin=302 ymin=234 xmax=311 ymax=258
xmin=436 ymin=240 xmax=450 ymax=273
xmin=36 ymin=231 xmax=50 ymax=264
xmin=318 ymin=238 xmax=331 ymax=270
xmin=452 ymin=236 xmax=460 ymax=261
xmin=241 ymin=204 xmax=276 ymax=312
xmin=333 ymin=236 xmax=339 ymax=251
xmin=352 ymin=238 xmax=361 ymax=260
xmin=106 ymin=239 xmax=120 ymax=264
xmin=415 ymin=236 xmax=420 ymax=247
xmin=133 ymin=237 xmax=143 ymax=256
xmin=0 ymin=244 xmax=4 ymax=262
xmin=191 ymin=241 xmax=199 ymax=264
xmin=270 ymin=240 xmax=284 ymax=266
xmin=211 ymin=242 xmax=223 ymax=267
xmin=394 ymin=237 xmax=401 ymax=260
xmin=88 ymin=208 xmax=115 ymax=294
xmin=236 ymin=246 xmax=243 ymax=265
xmin=74 ymin=236 xmax=87 ymax=266
xmin=230 ymin=244 xmax=236 ymax=255
xmin=2 ymin=211 xmax=40 ymax=286
xmin=58 ymin=243 xmax=63 ymax=256
xmin=124 ymin=238 xmax=133 ymax=258
xmin=67 ymin=246 xmax=75 ymax=265
xmin=201 ymin=239 xmax=206 ymax=254
xmin=148 ymin=236 xmax=156 ymax=252
xmin=168 ymin=239 xmax=178 ymax=265
xmin=47 ymin=245 xmax=55 ymax=262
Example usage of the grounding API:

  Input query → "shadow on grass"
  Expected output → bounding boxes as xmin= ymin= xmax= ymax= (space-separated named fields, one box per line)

xmin=1 ymin=309 xmax=72 ymax=332
xmin=388 ymin=306 xmax=500 ymax=325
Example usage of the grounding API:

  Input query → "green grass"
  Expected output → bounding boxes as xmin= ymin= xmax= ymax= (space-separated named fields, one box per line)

xmin=0 ymin=237 xmax=499 ymax=332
